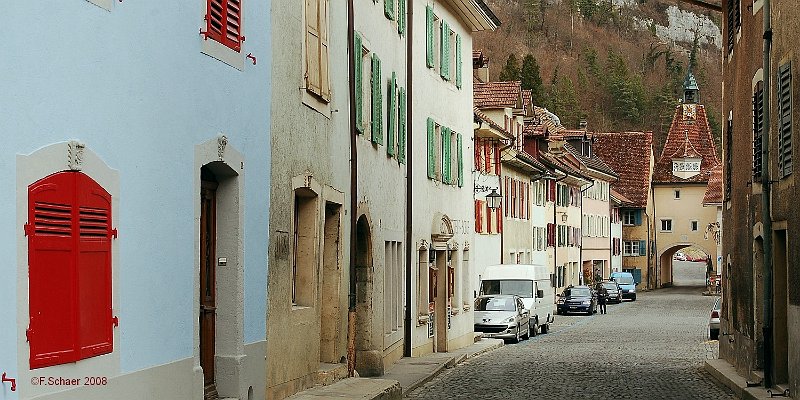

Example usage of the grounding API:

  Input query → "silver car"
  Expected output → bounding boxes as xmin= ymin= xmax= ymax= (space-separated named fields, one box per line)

xmin=474 ymin=295 xmax=530 ymax=343
xmin=709 ymin=297 xmax=721 ymax=340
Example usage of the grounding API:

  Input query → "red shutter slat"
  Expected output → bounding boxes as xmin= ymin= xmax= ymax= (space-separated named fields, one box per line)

xmin=497 ymin=204 xmax=503 ymax=233
xmin=484 ymin=141 xmax=491 ymax=172
xmin=475 ymin=200 xmax=483 ymax=233
xmin=474 ymin=137 xmax=481 ymax=173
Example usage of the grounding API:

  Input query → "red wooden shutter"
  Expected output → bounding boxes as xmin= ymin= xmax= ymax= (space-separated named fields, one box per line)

xmin=474 ymin=138 xmax=481 ymax=173
xmin=504 ymin=178 xmax=510 ymax=217
xmin=548 ymin=180 xmax=555 ymax=202
xmin=27 ymin=171 xmax=114 ymax=369
xmin=547 ymin=223 xmax=555 ymax=247
xmin=75 ymin=173 xmax=114 ymax=360
xmin=484 ymin=141 xmax=491 ymax=172
xmin=497 ymin=205 xmax=503 ymax=233
xmin=486 ymin=203 xmax=493 ymax=234
xmin=521 ymin=183 xmax=527 ymax=219
xmin=494 ymin=143 xmax=501 ymax=175
xmin=475 ymin=200 xmax=482 ymax=233
xmin=206 ymin=0 xmax=243 ymax=52
xmin=28 ymin=172 xmax=79 ymax=369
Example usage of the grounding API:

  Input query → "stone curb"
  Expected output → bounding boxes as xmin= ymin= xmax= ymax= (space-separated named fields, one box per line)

xmin=705 ymin=359 xmax=794 ymax=400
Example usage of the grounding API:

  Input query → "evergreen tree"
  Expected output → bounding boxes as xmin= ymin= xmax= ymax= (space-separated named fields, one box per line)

xmin=520 ymin=54 xmax=545 ymax=105
xmin=498 ymin=54 xmax=521 ymax=81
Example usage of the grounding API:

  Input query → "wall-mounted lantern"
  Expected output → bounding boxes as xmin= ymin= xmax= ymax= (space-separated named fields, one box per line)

xmin=486 ymin=189 xmax=502 ymax=210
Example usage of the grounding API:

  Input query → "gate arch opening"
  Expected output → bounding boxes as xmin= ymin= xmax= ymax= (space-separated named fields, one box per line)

xmin=659 ymin=244 xmax=711 ymax=287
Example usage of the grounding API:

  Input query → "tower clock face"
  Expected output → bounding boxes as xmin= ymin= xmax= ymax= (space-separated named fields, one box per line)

xmin=682 ymin=104 xmax=697 ymax=120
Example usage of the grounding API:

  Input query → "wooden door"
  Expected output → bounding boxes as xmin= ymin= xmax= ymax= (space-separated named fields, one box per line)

xmin=200 ymin=179 xmax=218 ymax=397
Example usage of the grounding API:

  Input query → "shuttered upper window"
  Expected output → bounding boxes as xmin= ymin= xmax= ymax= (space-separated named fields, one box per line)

xmin=726 ymin=0 xmax=740 ymax=56
xmin=777 ymin=62 xmax=793 ymax=178
xmin=305 ymin=0 xmax=331 ymax=102
xmin=753 ymin=81 xmax=764 ymax=179
xmin=26 ymin=171 xmax=116 ymax=369
xmin=206 ymin=0 xmax=243 ymax=52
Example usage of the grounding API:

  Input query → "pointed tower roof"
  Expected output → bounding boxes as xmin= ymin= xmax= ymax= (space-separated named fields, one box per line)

xmin=653 ymin=103 xmax=719 ymax=183
xmin=683 ymin=70 xmax=699 ymax=91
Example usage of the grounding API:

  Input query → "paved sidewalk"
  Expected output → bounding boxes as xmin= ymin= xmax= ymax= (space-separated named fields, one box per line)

xmin=285 ymin=338 xmax=504 ymax=400
xmin=705 ymin=358 xmax=794 ymax=400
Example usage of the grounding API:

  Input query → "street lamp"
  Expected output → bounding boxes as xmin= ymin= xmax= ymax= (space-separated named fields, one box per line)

xmin=486 ymin=189 xmax=502 ymax=210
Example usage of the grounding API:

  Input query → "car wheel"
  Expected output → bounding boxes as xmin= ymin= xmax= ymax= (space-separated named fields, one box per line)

xmin=632 ymin=294 xmax=637 ymax=301
xmin=540 ymin=323 xmax=549 ymax=334
xmin=710 ymin=329 xmax=719 ymax=340
xmin=522 ymin=326 xmax=529 ymax=340
xmin=587 ymin=308 xmax=592 ymax=316
xmin=529 ymin=320 xmax=537 ymax=337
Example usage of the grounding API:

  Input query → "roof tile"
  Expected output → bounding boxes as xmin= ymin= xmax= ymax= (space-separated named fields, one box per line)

xmin=474 ymin=81 xmax=522 ymax=109
xmin=593 ymin=132 xmax=654 ymax=208
xmin=653 ymin=105 xmax=720 ymax=183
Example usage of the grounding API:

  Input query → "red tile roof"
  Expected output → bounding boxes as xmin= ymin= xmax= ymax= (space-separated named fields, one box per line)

xmin=474 ymin=81 xmax=522 ymax=109
xmin=703 ymin=164 xmax=723 ymax=205
xmin=564 ymin=142 xmax=617 ymax=178
xmin=592 ymin=132 xmax=654 ymax=208
xmin=610 ymin=188 xmax=633 ymax=205
xmin=653 ymin=104 xmax=720 ymax=183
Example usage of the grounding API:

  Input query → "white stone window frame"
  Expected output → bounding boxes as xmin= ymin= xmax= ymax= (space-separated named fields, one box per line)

xmin=200 ymin=0 xmax=245 ymax=71
xmin=623 ymin=240 xmax=640 ymax=257
xmin=660 ymin=218 xmax=673 ymax=232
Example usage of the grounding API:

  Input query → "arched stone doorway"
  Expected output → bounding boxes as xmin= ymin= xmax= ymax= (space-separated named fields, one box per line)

xmin=658 ymin=243 xmax=711 ymax=287
xmin=353 ymin=215 xmax=382 ymax=376
xmin=431 ymin=213 xmax=454 ymax=353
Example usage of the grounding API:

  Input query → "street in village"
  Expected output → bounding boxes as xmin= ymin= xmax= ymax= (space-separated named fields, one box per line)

xmin=406 ymin=263 xmax=730 ymax=400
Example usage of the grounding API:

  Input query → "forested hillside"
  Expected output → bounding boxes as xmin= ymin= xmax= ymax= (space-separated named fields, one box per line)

xmin=474 ymin=0 xmax=723 ymax=155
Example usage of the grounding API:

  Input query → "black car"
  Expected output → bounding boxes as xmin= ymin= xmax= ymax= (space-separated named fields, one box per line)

xmin=600 ymin=281 xmax=622 ymax=304
xmin=556 ymin=285 xmax=597 ymax=315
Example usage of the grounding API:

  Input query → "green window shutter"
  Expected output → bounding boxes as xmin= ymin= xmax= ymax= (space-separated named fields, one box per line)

xmin=457 ymin=132 xmax=463 ymax=187
xmin=455 ymin=34 xmax=462 ymax=89
xmin=638 ymin=240 xmax=647 ymax=257
xmin=398 ymin=87 xmax=407 ymax=163
xmin=371 ymin=54 xmax=383 ymax=145
xmin=354 ymin=33 xmax=364 ymax=133
xmin=398 ymin=0 xmax=405 ymax=36
xmin=385 ymin=0 xmax=394 ymax=20
xmin=442 ymin=127 xmax=451 ymax=184
xmin=426 ymin=6 xmax=434 ymax=68
xmin=440 ymin=20 xmax=449 ymax=80
xmin=634 ymin=209 xmax=642 ymax=226
xmin=387 ymin=72 xmax=397 ymax=157
xmin=427 ymin=118 xmax=435 ymax=179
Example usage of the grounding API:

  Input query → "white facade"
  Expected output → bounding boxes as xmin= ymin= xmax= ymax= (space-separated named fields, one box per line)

xmin=411 ymin=0 xmax=496 ymax=356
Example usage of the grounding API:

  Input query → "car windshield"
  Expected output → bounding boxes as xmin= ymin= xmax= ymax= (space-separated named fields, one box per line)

xmin=564 ymin=287 xmax=591 ymax=297
xmin=475 ymin=297 xmax=517 ymax=312
xmin=614 ymin=276 xmax=634 ymax=285
xmin=481 ymin=280 xmax=534 ymax=298
xmin=602 ymin=283 xmax=618 ymax=290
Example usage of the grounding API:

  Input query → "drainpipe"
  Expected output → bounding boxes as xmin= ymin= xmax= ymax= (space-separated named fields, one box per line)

xmin=651 ymin=184 xmax=658 ymax=288
xmin=761 ymin=0 xmax=774 ymax=388
xmin=346 ymin=0 xmax=358 ymax=377
xmin=403 ymin=0 xmax=414 ymax=359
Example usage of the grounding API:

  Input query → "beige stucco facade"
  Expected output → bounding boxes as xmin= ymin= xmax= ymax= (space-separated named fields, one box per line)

xmin=581 ymin=180 xmax=612 ymax=281
xmin=652 ymin=184 xmax=719 ymax=287
xmin=267 ymin=2 xmax=351 ymax=398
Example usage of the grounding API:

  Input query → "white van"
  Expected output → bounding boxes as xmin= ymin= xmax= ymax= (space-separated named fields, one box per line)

xmin=479 ymin=264 xmax=556 ymax=336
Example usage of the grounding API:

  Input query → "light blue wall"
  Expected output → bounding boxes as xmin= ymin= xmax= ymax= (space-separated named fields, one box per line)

xmin=1 ymin=0 xmax=270 ymax=387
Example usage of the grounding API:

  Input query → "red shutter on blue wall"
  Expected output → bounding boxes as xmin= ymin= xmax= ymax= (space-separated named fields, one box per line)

xmin=27 ymin=171 xmax=114 ymax=369
xmin=206 ymin=0 xmax=243 ymax=52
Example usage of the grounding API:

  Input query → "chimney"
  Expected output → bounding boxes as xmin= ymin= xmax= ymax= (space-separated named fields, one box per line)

xmin=578 ymin=119 xmax=588 ymax=130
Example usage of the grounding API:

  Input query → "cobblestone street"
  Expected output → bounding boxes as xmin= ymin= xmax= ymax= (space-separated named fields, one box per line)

xmin=406 ymin=287 xmax=732 ymax=400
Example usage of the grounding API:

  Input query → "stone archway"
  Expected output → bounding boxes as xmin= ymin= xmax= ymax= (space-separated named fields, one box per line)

xmin=658 ymin=243 xmax=712 ymax=287
xmin=353 ymin=214 xmax=382 ymax=376
xmin=430 ymin=213 xmax=454 ymax=353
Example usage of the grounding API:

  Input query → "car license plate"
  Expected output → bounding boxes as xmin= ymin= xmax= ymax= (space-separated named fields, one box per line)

xmin=569 ymin=306 xmax=577 ymax=309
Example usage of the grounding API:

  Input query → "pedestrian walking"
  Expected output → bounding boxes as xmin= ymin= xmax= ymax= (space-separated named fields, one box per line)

xmin=597 ymin=284 xmax=608 ymax=314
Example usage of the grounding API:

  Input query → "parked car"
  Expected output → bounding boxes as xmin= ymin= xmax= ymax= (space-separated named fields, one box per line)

xmin=479 ymin=264 xmax=556 ymax=336
xmin=610 ymin=271 xmax=637 ymax=301
xmin=556 ymin=285 xmax=597 ymax=315
xmin=474 ymin=295 xmax=530 ymax=343
xmin=709 ymin=297 xmax=721 ymax=340
xmin=600 ymin=280 xmax=622 ymax=304
xmin=673 ymin=252 xmax=687 ymax=261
